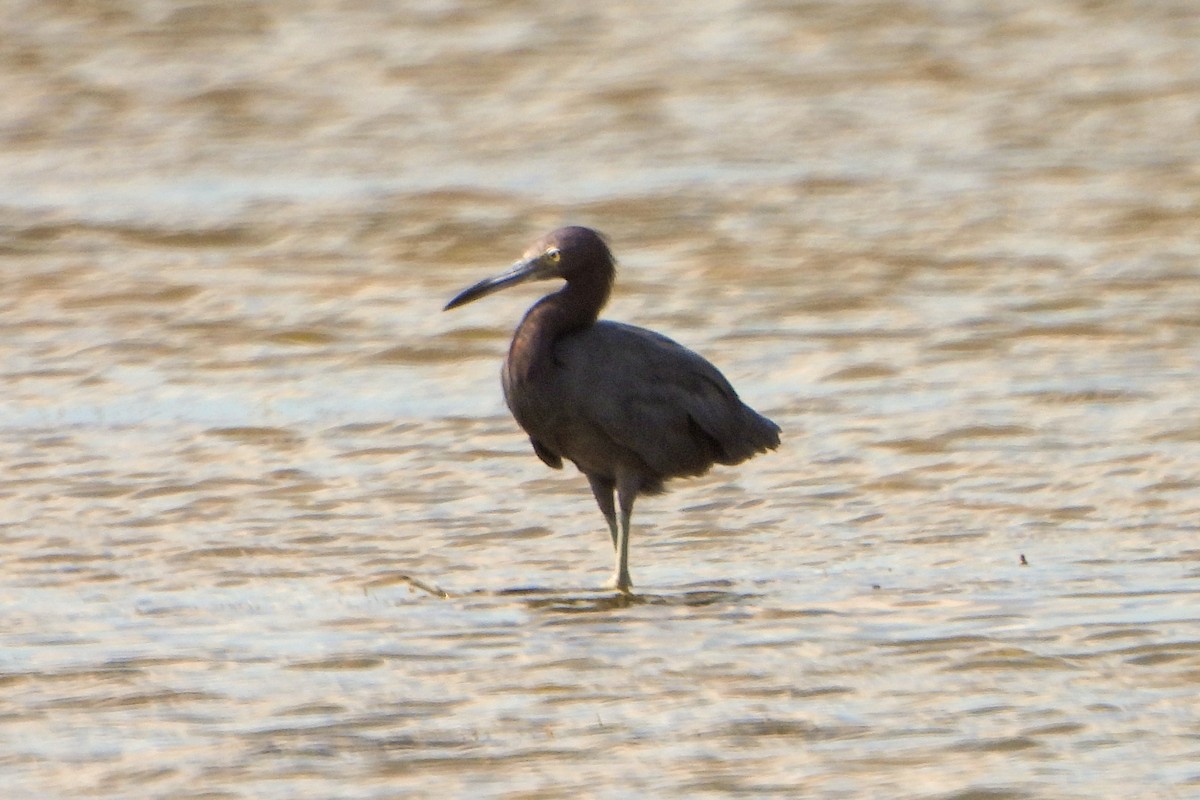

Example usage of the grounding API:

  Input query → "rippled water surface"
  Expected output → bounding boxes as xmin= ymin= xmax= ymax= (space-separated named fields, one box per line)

xmin=4 ymin=1 xmax=1200 ymax=797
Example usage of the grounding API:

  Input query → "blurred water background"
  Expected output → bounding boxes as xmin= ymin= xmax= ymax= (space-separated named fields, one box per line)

xmin=2 ymin=1 xmax=1199 ymax=797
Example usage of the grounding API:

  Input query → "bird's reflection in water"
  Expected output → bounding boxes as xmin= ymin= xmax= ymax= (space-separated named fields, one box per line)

xmin=498 ymin=582 xmax=755 ymax=613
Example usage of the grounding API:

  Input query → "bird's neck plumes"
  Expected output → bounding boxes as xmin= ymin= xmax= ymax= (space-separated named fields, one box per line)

xmin=554 ymin=256 xmax=614 ymax=329
xmin=507 ymin=257 xmax=614 ymax=385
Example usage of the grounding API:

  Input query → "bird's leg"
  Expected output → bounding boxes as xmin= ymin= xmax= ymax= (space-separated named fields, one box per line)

xmin=587 ymin=475 xmax=619 ymax=550
xmin=612 ymin=473 xmax=638 ymax=594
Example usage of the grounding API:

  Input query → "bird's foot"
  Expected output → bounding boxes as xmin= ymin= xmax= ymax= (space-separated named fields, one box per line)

xmin=605 ymin=572 xmax=634 ymax=595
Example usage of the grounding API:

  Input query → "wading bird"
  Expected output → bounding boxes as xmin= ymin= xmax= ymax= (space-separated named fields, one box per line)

xmin=445 ymin=226 xmax=780 ymax=593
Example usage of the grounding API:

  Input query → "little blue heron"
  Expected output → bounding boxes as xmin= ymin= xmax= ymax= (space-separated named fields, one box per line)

xmin=445 ymin=226 xmax=780 ymax=593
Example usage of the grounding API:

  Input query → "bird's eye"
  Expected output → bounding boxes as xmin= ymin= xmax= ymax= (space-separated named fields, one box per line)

xmin=545 ymin=248 xmax=561 ymax=262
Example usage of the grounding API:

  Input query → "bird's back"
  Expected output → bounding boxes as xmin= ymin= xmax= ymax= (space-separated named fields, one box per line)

xmin=504 ymin=320 xmax=779 ymax=493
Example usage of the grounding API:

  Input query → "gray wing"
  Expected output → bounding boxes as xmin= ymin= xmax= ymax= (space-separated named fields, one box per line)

xmin=553 ymin=321 xmax=780 ymax=479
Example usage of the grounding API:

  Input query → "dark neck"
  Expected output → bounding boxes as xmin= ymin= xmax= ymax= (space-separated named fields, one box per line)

xmin=507 ymin=263 xmax=613 ymax=384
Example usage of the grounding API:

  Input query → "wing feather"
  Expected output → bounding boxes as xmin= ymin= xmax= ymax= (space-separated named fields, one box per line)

xmin=552 ymin=322 xmax=778 ymax=479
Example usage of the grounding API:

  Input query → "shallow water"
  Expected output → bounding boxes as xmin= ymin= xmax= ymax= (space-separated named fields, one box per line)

xmin=3 ymin=1 xmax=1200 ymax=797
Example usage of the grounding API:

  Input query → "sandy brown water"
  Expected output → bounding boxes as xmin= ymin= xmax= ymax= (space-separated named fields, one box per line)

xmin=3 ymin=1 xmax=1200 ymax=798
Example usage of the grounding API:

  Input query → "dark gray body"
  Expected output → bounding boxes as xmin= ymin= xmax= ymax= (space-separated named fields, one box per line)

xmin=503 ymin=320 xmax=780 ymax=496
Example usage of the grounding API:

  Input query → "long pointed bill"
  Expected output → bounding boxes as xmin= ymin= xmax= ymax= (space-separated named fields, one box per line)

xmin=444 ymin=254 xmax=553 ymax=311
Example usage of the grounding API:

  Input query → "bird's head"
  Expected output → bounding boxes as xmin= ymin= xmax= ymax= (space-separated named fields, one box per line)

xmin=444 ymin=226 xmax=613 ymax=311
